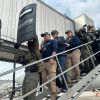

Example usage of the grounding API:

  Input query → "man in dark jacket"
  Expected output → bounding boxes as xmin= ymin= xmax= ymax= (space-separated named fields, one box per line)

xmin=94 ymin=30 xmax=100 ymax=63
xmin=40 ymin=32 xmax=61 ymax=100
xmin=76 ymin=28 xmax=92 ymax=74
xmin=51 ymin=30 xmax=67 ymax=90
xmin=87 ymin=26 xmax=99 ymax=64
xmin=65 ymin=30 xmax=81 ymax=87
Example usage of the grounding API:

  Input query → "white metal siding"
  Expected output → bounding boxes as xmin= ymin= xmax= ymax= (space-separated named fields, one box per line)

xmin=0 ymin=0 xmax=74 ymax=44
xmin=74 ymin=14 xmax=86 ymax=30
xmin=74 ymin=14 xmax=94 ymax=30
xmin=84 ymin=14 xmax=94 ymax=26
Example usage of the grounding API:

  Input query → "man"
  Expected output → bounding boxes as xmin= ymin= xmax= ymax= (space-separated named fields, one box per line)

xmin=76 ymin=28 xmax=92 ymax=74
xmin=87 ymin=26 xmax=96 ymax=65
xmin=65 ymin=30 xmax=81 ymax=87
xmin=87 ymin=26 xmax=96 ymax=40
xmin=40 ymin=32 xmax=61 ymax=100
xmin=95 ymin=30 xmax=100 ymax=40
xmin=94 ymin=30 xmax=100 ymax=63
xmin=51 ymin=30 xmax=67 ymax=90
xmin=91 ymin=26 xmax=95 ymax=32
xmin=15 ymin=36 xmax=40 ymax=100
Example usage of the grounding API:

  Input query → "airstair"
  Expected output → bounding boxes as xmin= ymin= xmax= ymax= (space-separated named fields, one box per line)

xmin=0 ymin=1 xmax=100 ymax=100
xmin=0 ymin=39 xmax=100 ymax=100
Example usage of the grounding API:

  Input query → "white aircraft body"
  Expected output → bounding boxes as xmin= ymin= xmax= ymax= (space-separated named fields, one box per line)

xmin=15 ymin=72 xmax=100 ymax=90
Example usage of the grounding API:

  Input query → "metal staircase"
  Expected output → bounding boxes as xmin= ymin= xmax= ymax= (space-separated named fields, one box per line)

xmin=58 ymin=64 xmax=100 ymax=100
xmin=35 ymin=65 xmax=100 ymax=100
xmin=0 ymin=39 xmax=100 ymax=100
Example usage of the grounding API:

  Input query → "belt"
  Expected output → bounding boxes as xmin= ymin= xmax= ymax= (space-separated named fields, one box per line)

xmin=25 ymin=64 xmax=38 ymax=73
xmin=68 ymin=49 xmax=78 ymax=53
xmin=25 ymin=70 xmax=38 ymax=73
xmin=43 ymin=58 xmax=56 ymax=63
xmin=43 ymin=59 xmax=50 ymax=62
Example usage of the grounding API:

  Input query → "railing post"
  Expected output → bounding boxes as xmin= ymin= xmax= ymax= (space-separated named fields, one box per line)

xmin=86 ymin=44 xmax=96 ymax=68
xmin=55 ymin=56 xmax=69 ymax=89
xmin=10 ymin=56 xmax=16 ymax=100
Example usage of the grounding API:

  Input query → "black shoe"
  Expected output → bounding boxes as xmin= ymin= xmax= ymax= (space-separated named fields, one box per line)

xmin=60 ymin=87 xmax=67 ymax=92
xmin=56 ymin=96 xmax=61 ymax=99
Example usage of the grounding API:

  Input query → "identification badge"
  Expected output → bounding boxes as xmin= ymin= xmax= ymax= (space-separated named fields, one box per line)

xmin=44 ymin=48 xmax=46 ymax=51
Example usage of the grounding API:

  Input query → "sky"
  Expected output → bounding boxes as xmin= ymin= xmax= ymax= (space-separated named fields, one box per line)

xmin=0 ymin=61 xmax=24 ymax=80
xmin=42 ymin=0 xmax=100 ymax=28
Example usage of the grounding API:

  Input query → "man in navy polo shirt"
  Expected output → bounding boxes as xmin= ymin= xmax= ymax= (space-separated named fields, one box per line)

xmin=65 ymin=30 xmax=81 ymax=87
xmin=40 ymin=32 xmax=61 ymax=100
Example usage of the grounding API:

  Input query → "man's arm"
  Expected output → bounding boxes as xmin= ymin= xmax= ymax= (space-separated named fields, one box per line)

xmin=49 ymin=40 xmax=58 ymax=64
xmin=52 ymin=40 xmax=58 ymax=54
xmin=49 ymin=51 xmax=56 ymax=64
xmin=52 ymin=51 xmax=56 ymax=55
xmin=70 ymin=36 xmax=79 ymax=48
xmin=31 ymin=36 xmax=40 ymax=59
xmin=65 ymin=36 xmax=80 ymax=49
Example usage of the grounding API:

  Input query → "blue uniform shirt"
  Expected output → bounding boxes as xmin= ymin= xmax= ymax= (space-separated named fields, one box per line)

xmin=40 ymin=39 xmax=58 ymax=59
xmin=55 ymin=36 xmax=66 ymax=55
xmin=65 ymin=36 xmax=80 ymax=50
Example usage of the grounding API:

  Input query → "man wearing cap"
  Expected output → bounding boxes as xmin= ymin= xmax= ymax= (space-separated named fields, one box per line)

xmin=65 ymin=30 xmax=81 ymax=87
xmin=51 ymin=30 xmax=67 ymax=90
xmin=87 ymin=26 xmax=97 ymax=65
xmin=87 ymin=26 xmax=96 ymax=41
xmin=75 ymin=28 xmax=92 ymax=74
xmin=94 ymin=30 xmax=100 ymax=63
xmin=40 ymin=32 xmax=61 ymax=100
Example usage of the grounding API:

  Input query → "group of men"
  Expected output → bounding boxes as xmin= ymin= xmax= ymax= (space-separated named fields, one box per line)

xmin=40 ymin=30 xmax=81 ymax=100
xmin=76 ymin=26 xmax=100 ymax=74
xmin=19 ymin=26 xmax=100 ymax=100
xmin=39 ymin=26 xmax=100 ymax=100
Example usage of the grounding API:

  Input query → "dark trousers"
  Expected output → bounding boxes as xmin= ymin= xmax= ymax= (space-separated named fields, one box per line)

xmin=56 ymin=55 xmax=67 ymax=88
xmin=58 ymin=55 xmax=67 ymax=82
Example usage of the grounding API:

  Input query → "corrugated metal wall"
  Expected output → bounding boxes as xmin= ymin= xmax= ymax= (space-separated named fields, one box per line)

xmin=74 ymin=14 xmax=94 ymax=30
xmin=84 ymin=14 xmax=94 ymax=26
xmin=74 ymin=15 xmax=86 ymax=30
xmin=0 ymin=0 xmax=75 ymax=44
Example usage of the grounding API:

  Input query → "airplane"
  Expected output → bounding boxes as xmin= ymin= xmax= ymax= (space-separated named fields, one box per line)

xmin=15 ymin=72 xmax=100 ymax=90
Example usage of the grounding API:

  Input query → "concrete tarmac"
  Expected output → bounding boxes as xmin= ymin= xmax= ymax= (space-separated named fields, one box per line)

xmin=0 ymin=91 xmax=100 ymax=100
xmin=77 ymin=91 xmax=100 ymax=100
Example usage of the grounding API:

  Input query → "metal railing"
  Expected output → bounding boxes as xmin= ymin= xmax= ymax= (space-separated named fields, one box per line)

xmin=0 ymin=39 xmax=100 ymax=100
xmin=17 ymin=51 xmax=100 ymax=100
xmin=0 ymin=34 xmax=17 ymax=42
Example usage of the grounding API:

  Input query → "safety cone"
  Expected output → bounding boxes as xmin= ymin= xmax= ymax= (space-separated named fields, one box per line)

xmin=95 ymin=89 xmax=99 ymax=97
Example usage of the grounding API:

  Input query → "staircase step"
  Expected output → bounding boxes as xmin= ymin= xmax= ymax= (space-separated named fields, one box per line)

xmin=36 ymin=89 xmax=50 ymax=100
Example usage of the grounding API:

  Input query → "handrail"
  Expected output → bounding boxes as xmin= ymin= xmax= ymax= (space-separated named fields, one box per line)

xmin=0 ymin=39 xmax=99 ymax=77
xmin=0 ymin=39 xmax=99 ymax=100
xmin=16 ymin=50 xmax=100 ymax=100
xmin=0 ymin=86 xmax=22 ymax=99
xmin=1 ymin=34 xmax=17 ymax=42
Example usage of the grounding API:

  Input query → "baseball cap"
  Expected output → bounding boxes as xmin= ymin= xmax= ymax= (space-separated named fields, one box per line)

xmin=41 ymin=32 xmax=50 ymax=37
xmin=51 ymin=30 xmax=59 ymax=35
xmin=65 ymin=30 xmax=72 ymax=34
